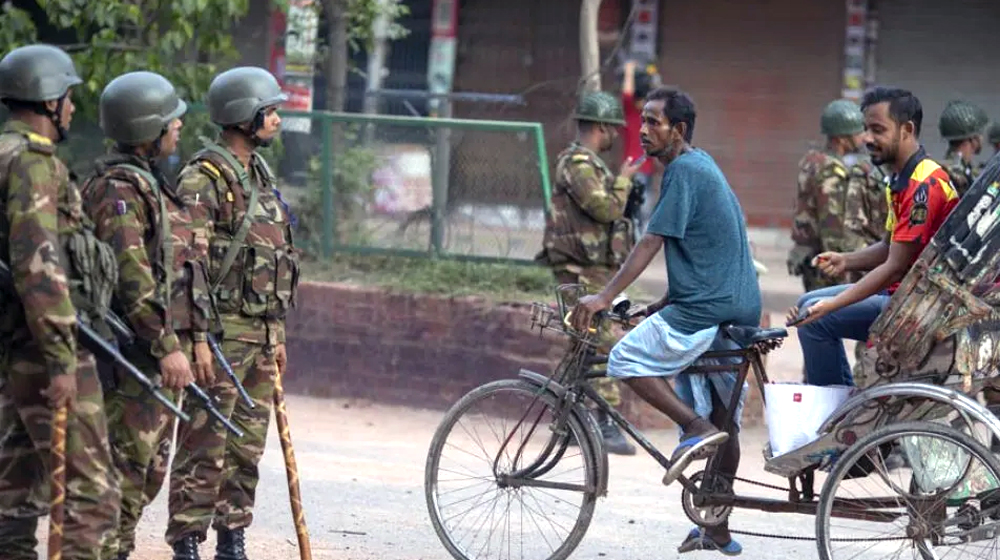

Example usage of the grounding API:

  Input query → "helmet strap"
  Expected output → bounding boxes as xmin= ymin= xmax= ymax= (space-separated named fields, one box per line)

xmin=249 ymin=109 xmax=274 ymax=148
xmin=150 ymin=132 xmax=165 ymax=160
xmin=30 ymin=95 xmax=68 ymax=143
xmin=49 ymin=96 xmax=68 ymax=143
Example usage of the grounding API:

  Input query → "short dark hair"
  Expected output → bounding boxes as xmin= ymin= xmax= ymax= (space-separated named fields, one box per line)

xmin=645 ymin=87 xmax=696 ymax=142
xmin=860 ymin=86 xmax=923 ymax=137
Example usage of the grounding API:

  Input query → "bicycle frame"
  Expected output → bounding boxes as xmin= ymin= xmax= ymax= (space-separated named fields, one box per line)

xmin=510 ymin=303 xmax=920 ymax=524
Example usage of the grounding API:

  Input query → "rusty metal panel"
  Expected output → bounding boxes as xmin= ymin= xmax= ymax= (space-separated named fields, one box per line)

xmin=870 ymin=153 xmax=1000 ymax=388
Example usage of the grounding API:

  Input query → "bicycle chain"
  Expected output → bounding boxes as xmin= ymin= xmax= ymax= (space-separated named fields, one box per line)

xmin=728 ymin=529 xmax=908 ymax=542
xmin=712 ymin=477 xmax=910 ymax=542
xmin=732 ymin=475 xmax=792 ymax=493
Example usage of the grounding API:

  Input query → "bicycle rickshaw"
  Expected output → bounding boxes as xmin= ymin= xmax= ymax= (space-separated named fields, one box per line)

xmin=423 ymin=159 xmax=1000 ymax=560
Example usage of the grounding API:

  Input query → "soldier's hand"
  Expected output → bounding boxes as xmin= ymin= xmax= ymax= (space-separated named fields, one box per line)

xmin=192 ymin=341 xmax=215 ymax=387
xmin=42 ymin=373 xmax=77 ymax=409
xmin=813 ymin=252 xmax=847 ymax=277
xmin=275 ymin=343 xmax=288 ymax=377
xmin=619 ymin=156 xmax=646 ymax=180
xmin=159 ymin=350 xmax=194 ymax=391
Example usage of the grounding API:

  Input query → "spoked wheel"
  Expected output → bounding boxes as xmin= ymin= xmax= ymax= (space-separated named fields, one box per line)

xmin=425 ymin=379 xmax=601 ymax=560
xmin=817 ymin=421 xmax=1000 ymax=560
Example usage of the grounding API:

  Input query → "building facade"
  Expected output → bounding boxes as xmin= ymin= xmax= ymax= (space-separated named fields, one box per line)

xmin=446 ymin=0 xmax=1000 ymax=227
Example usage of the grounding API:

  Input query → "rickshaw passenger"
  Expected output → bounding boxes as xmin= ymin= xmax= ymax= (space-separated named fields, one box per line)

xmin=790 ymin=87 xmax=959 ymax=386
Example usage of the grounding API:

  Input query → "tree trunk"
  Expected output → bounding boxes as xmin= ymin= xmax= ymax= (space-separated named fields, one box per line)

xmin=323 ymin=0 xmax=349 ymax=113
xmin=320 ymin=0 xmax=350 ymax=245
xmin=579 ymin=0 xmax=602 ymax=93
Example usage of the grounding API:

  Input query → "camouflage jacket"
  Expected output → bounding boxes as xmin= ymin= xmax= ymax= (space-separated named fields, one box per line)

xmin=537 ymin=142 xmax=633 ymax=271
xmin=81 ymin=151 xmax=217 ymax=360
xmin=843 ymin=157 xmax=890 ymax=248
xmin=177 ymin=141 xmax=299 ymax=346
xmin=0 ymin=120 xmax=88 ymax=378
xmin=943 ymin=150 xmax=976 ymax=198
xmin=789 ymin=149 xmax=855 ymax=267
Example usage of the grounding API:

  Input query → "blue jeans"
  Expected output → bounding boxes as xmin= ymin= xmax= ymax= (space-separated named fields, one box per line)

xmin=797 ymin=283 xmax=890 ymax=387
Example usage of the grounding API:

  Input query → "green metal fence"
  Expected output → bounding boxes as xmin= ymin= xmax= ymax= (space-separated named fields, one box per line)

xmin=184 ymin=106 xmax=554 ymax=263
xmin=21 ymin=105 xmax=553 ymax=264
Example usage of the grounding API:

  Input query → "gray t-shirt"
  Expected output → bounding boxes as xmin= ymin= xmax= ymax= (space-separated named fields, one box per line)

xmin=646 ymin=148 xmax=762 ymax=334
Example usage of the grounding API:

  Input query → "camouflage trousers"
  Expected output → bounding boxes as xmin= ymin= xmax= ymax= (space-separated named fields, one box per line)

xmin=0 ymin=345 xmax=119 ymax=560
xmin=554 ymin=265 xmax=623 ymax=408
xmin=101 ymin=339 xmax=188 ymax=558
xmin=166 ymin=337 xmax=277 ymax=544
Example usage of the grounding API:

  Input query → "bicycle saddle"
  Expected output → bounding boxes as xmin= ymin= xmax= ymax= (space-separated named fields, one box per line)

xmin=722 ymin=323 xmax=788 ymax=348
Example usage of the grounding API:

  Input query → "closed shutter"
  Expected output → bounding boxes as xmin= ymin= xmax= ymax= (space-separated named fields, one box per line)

xmin=658 ymin=0 xmax=845 ymax=228
xmin=875 ymin=0 xmax=1000 ymax=165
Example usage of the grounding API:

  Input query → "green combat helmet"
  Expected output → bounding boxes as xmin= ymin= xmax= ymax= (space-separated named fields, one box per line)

xmin=573 ymin=91 xmax=626 ymax=126
xmin=0 ymin=43 xmax=81 ymax=103
xmin=820 ymin=99 xmax=864 ymax=137
xmin=0 ymin=44 xmax=83 ymax=141
xmin=207 ymin=66 xmax=287 ymax=127
xmin=939 ymin=100 xmax=988 ymax=141
xmin=986 ymin=121 xmax=1000 ymax=146
xmin=100 ymin=71 xmax=187 ymax=146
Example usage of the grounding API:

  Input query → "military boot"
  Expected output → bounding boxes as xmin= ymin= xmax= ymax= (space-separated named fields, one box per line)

xmin=116 ymin=552 xmax=131 ymax=560
xmin=215 ymin=528 xmax=249 ymax=560
xmin=172 ymin=535 xmax=201 ymax=560
xmin=595 ymin=408 xmax=636 ymax=455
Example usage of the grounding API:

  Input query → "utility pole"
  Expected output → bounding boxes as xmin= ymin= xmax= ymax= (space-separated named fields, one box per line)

xmin=579 ymin=0 xmax=602 ymax=93
xmin=427 ymin=0 xmax=458 ymax=254
xmin=363 ymin=0 xmax=391 ymax=116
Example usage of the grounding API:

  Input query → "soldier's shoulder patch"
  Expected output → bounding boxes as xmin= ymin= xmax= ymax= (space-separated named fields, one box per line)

xmin=196 ymin=160 xmax=223 ymax=180
xmin=24 ymin=132 xmax=55 ymax=155
xmin=828 ymin=160 xmax=848 ymax=179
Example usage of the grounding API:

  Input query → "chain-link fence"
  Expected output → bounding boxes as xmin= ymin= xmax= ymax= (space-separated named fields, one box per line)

xmin=41 ymin=105 xmax=552 ymax=264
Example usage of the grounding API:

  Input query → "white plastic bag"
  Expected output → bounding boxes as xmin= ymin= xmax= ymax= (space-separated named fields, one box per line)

xmin=764 ymin=383 xmax=853 ymax=457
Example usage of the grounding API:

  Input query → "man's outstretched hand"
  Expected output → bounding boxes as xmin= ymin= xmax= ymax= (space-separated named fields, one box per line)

xmin=569 ymin=294 xmax=611 ymax=332
xmin=785 ymin=299 xmax=832 ymax=328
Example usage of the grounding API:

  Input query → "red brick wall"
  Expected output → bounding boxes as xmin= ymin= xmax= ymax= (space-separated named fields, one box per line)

xmin=285 ymin=281 xmax=765 ymax=429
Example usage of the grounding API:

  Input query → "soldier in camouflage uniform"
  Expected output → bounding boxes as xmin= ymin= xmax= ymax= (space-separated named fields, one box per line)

xmin=79 ymin=71 xmax=219 ymax=560
xmin=842 ymin=160 xmax=889 ymax=257
xmin=166 ymin=66 xmax=299 ymax=560
xmin=938 ymin=99 xmax=988 ymax=197
xmin=536 ymin=91 xmax=644 ymax=455
xmin=0 ymin=44 xmax=120 ymax=560
xmin=788 ymin=99 xmax=879 ymax=292
xmin=986 ymin=121 xmax=1000 ymax=158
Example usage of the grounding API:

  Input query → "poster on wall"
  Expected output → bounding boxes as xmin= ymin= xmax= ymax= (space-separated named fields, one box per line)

xmin=279 ymin=0 xmax=319 ymax=133
xmin=841 ymin=0 xmax=868 ymax=102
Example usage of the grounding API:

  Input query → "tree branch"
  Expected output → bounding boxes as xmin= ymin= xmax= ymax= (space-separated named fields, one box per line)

xmin=57 ymin=42 xmax=147 ymax=53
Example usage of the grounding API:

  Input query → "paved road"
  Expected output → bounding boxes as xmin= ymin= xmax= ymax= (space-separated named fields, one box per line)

xmin=32 ymin=229 xmax=838 ymax=559
xmin=34 ymin=396 xmax=824 ymax=560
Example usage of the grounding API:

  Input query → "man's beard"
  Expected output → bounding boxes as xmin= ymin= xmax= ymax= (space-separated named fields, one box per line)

xmin=868 ymin=143 xmax=896 ymax=167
